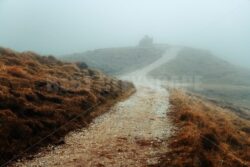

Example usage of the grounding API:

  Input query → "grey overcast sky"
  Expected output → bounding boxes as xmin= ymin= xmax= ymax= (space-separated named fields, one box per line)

xmin=0 ymin=0 xmax=249 ymax=67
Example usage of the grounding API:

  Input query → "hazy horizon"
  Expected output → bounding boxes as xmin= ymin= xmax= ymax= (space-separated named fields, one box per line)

xmin=0 ymin=0 xmax=249 ymax=68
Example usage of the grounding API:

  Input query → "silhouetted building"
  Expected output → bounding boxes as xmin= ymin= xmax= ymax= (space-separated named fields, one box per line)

xmin=138 ymin=35 xmax=154 ymax=47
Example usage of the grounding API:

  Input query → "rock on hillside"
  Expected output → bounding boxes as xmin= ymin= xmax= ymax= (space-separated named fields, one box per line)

xmin=0 ymin=47 xmax=134 ymax=165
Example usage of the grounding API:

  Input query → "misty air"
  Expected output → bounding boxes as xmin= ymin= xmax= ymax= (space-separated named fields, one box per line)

xmin=0 ymin=0 xmax=249 ymax=166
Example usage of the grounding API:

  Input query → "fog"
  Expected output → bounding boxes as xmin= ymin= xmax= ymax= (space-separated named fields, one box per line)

xmin=0 ymin=0 xmax=249 ymax=68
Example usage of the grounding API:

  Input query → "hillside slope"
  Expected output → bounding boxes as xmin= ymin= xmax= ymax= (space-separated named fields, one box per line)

xmin=158 ymin=90 xmax=250 ymax=167
xmin=149 ymin=47 xmax=250 ymax=86
xmin=0 ymin=47 xmax=134 ymax=165
xmin=149 ymin=47 xmax=250 ymax=109
xmin=64 ymin=45 xmax=250 ymax=109
xmin=63 ymin=46 xmax=167 ymax=75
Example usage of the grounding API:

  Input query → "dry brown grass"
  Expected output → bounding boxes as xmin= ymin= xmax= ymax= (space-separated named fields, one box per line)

xmin=0 ymin=47 xmax=135 ymax=166
xmin=158 ymin=90 xmax=250 ymax=167
xmin=6 ymin=66 xmax=30 ymax=79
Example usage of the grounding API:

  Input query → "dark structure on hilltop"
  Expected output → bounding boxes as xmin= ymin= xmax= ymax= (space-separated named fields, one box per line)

xmin=138 ymin=35 xmax=154 ymax=47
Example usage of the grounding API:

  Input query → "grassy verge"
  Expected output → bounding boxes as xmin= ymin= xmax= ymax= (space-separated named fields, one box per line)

xmin=158 ymin=90 xmax=250 ymax=167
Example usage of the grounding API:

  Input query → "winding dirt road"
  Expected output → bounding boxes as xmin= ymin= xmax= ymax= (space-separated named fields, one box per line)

xmin=13 ymin=47 xmax=180 ymax=167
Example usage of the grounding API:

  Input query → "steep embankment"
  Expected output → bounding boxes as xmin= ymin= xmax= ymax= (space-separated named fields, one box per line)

xmin=63 ymin=46 xmax=167 ymax=75
xmin=0 ymin=47 xmax=134 ymax=166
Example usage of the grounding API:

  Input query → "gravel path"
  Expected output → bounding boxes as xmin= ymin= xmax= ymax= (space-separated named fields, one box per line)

xmin=12 ymin=47 xmax=180 ymax=167
xmin=120 ymin=47 xmax=181 ymax=89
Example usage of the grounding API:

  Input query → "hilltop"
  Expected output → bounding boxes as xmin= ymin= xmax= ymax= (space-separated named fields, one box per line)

xmin=63 ymin=45 xmax=167 ymax=75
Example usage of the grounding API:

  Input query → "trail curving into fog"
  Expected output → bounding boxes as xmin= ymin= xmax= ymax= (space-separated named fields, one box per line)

xmin=120 ymin=47 xmax=181 ymax=89
xmin=13 ymin=47 xmax=180 ymax=167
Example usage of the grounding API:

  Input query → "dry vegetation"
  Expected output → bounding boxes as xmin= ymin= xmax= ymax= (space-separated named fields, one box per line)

xmin=158 ymin=90 xmax=250 ymax=167
xmin=0 ymin=47 xmax=135 ymax=166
